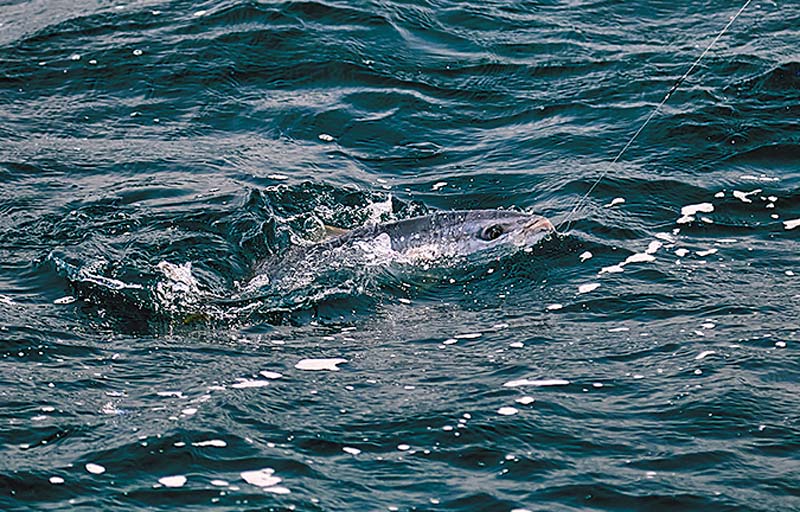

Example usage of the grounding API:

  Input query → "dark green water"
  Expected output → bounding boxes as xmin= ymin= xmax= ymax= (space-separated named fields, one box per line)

xmin=1 ymin=1 xmax=799 ymax=510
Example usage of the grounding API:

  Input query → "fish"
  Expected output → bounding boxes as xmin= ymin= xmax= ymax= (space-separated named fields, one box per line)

xmin=250 ymin=209 xmax=555 ymax=284
xmin=223 ymin=209 xmax=556 ymax=321
xmin=316 ymin=209 xmax=555 ymax=260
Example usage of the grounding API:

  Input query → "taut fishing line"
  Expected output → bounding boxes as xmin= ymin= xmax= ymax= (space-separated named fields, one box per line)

xmin=558 ymin=0 xmax=754 ymax=233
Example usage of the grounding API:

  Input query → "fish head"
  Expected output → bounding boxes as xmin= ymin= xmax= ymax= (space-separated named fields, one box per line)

xmin=437 ymin=210 xmax=556 ymax=256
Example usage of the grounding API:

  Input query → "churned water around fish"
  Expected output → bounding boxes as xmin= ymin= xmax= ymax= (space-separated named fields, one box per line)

xmin=1 ymin=1 xmax=799 ymax=511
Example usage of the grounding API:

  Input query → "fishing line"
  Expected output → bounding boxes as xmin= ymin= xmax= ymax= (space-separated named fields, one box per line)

xmin=558 ymin=0 xmax=754 ymax=233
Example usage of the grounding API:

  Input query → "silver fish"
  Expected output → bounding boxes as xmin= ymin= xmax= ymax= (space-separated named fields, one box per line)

xmin=318 ymin=209 xmax=555 ymax=259
xmin=226 ymin=209 xmax=555 ymax=316
xmin=250 ymin=209 xmax=554 ymax=283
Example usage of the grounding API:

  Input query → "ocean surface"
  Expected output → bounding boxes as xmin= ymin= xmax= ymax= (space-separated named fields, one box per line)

xmin=1 ymin=0 xmax=799 ymax=510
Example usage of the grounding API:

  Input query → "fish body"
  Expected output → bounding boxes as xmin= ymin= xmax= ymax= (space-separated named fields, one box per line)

xmin=251 ymin=210 xmax=554 ymax=283
xmin=223 ymin=209 xmax=556 ymax=318
xmin=317 ymin=209 xmax=554 ymax=259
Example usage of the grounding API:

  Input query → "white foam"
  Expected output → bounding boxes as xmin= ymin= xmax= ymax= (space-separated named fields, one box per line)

xmin=318 ymin=133 xmax=334 ymax=142
xmin=397 ymin=444 xmax=411 ymax=451
xmin=53 ymin=296 xmax=76 ymax=305
xmin=193 ymin=440 xmax=227 ymax=448
xmin=210 ymin=479 xmax=229 ymax=487
xmin=503 ymin=378 xmax=570 ymax=388
xmin=695 ymin=351 xmax=716 ymax=360
xmin=454 ymin=332 xmax=482 ymax=339
xmin=733 ymin=189 xmax=761 ymax=203
xmin=231 ymin=379 xmax=270 ymax=389
xmin=579 ymin=251 xmax=593 ymax=262
xmin=264 ymin=485 xmax=291 ymax=494
xmin=497 ymin=406 xmax=519 ymax=416
xmin=241 ymin=468 xmax=281 ymax=488
xmin=678 ymin=202 xmax=714 ymax=224
xmin=645 ymin=241 xmax=662 ymax=254
xmin=343 ymin=447 xmax=361 ymax=455
xmin=623 ymin=253 xmax=655 ymax=265
xmin=546 ymin=304 xmax=563 ymax=311
xmin=181 ymin=407 xmax=198 ymax=416
xmin=159 ymin=475 xmax=187 ymax=488
xmin=85 ymin=463 xmax=106 ymax=475
xmin=49 ymin=476 xmax=65 ymax=485
xmin=295 ymin=358 xmax=347 ymax=371
xmin=578 ymin=283 xmax=600 ymax=294
xmin=605 ymin=197 xmax=625 ymax=207
xmin=365 ymin=196 xmax=393 ymax=224
xmin=680 ymin=203 xmax=714 ymax=216
xmin=157 ymin=261 xmax=200 ymax=292
xmin=784 ymin=219 xmax=800 ymax=230
xmin=431 ymin=181 xmax=447 ymax=191
xmin=258 ymin=371 xmax=283 ymax=380
xmin=515 ymin=396 xmax=535 ymax=405
xmin=696 ymin=248 xmax=718 ymax=257
xmin=599 ymin=265 xmax=624 ymax=274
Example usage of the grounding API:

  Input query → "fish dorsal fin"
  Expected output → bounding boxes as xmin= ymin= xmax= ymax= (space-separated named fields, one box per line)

xmin=323 ymin=224 xmax=349 ymax=239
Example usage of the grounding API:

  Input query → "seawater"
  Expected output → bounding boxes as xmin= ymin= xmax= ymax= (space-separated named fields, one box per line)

xmin=1 ymin=1 xmax=799 ymax=510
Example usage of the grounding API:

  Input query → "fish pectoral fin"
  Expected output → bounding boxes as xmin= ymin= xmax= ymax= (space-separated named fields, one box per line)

xmin=323 ymin=224 xmax=349 ymax=239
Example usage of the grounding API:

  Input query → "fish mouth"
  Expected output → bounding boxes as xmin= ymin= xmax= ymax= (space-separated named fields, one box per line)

xmin=512 ymin=217 xmax=555 ymax=246
xmin=522 ymin=217 xmax=555 ymax=235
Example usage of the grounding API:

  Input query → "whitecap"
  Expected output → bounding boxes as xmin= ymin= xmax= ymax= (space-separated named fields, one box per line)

xmin=578 ymin=283 xmax=600 ymax=294
xmin=503 ymin=378 xmax=570 ymax=388
xmin=295 ymin=358 xmax=347 ymax=371
xmin=158 ymin=475 xmax=187 ymax=488
xmin=85 ymin=463 xmax=106 ymax=475
xmin=241 ymin=468 xmax=281 ymax=488
xmin=783 ymin=219 xmax=800 ymax=230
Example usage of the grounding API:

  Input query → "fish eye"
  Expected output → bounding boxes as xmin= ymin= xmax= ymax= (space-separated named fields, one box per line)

xmin=480 ymin=224 xmax=504 ymax=241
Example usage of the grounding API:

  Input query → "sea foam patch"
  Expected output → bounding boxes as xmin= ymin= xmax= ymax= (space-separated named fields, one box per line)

xmin=677 ymin=202 xmax=714 ymax=224
xmin=503 ymin=378 xmax=570 ymax=388
xmin=241 ymin=468 xmax=282 ymax=488
xmin=295 ymin=358 xmax=347 ymax=371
